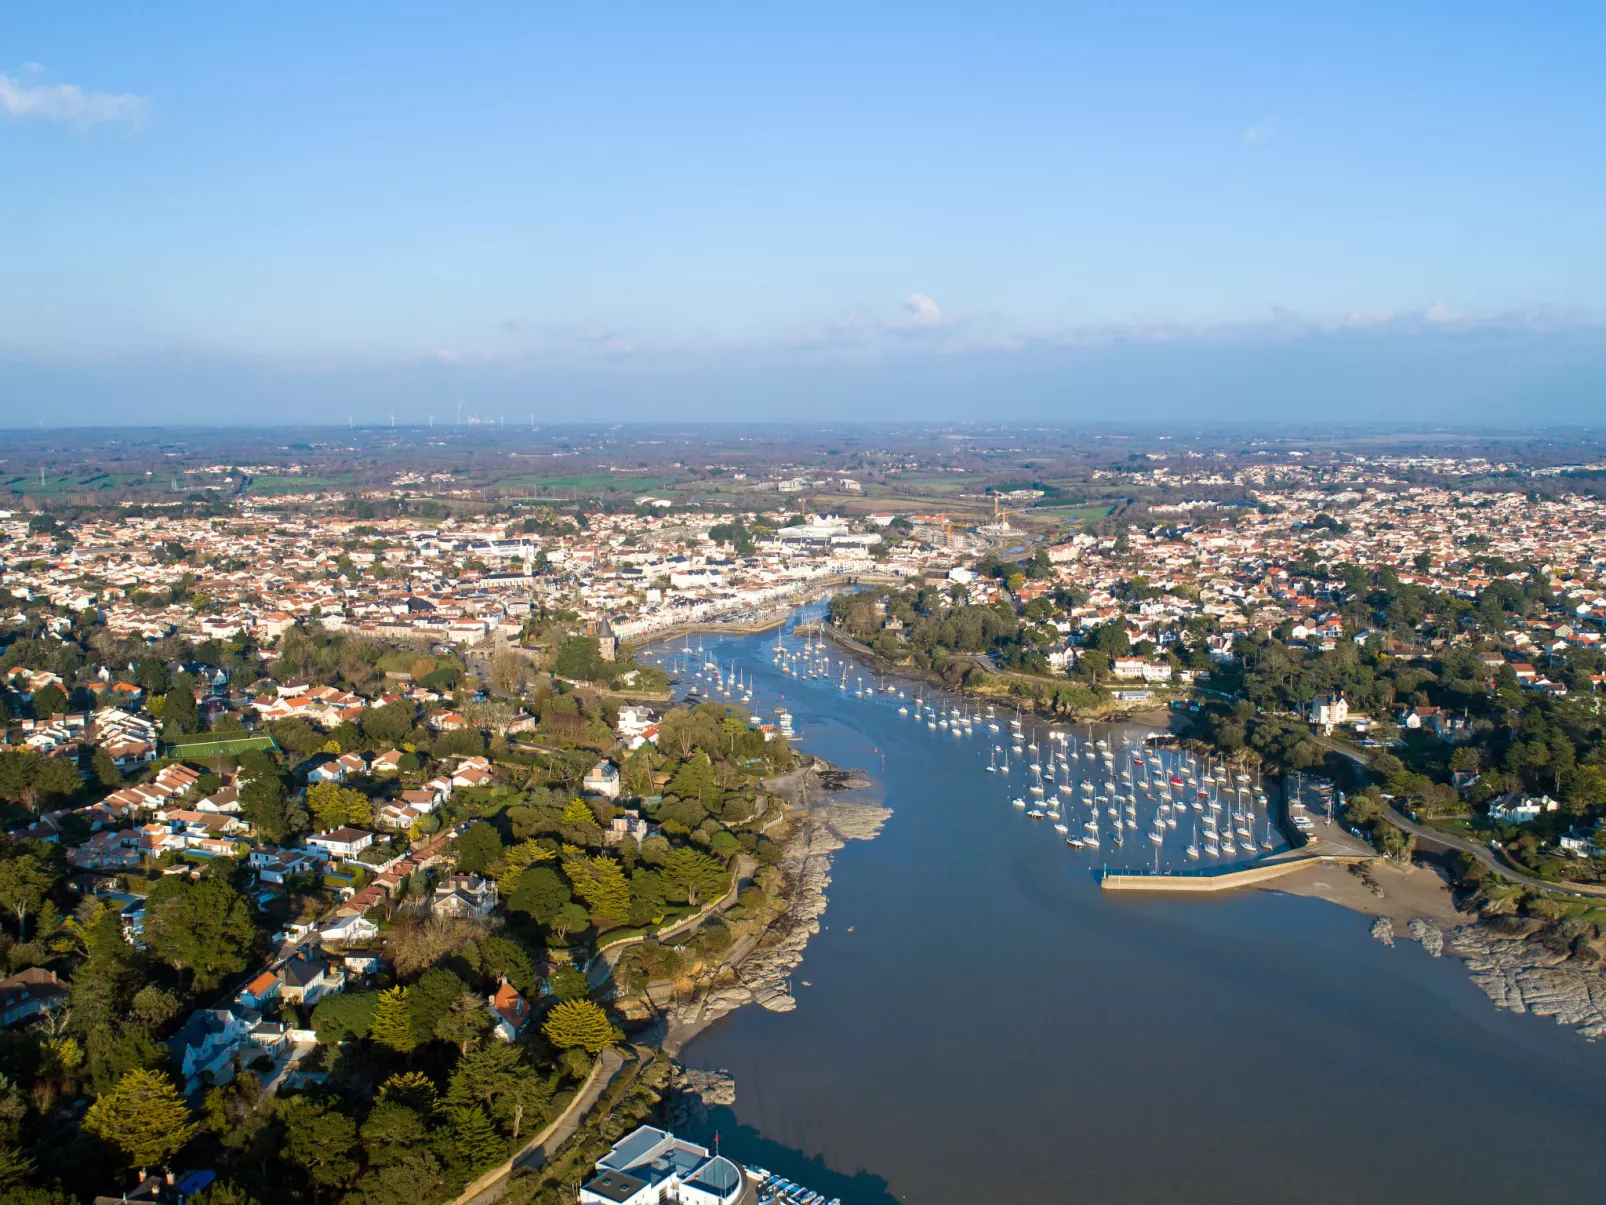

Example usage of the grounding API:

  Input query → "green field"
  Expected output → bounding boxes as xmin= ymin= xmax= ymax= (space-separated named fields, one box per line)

xmin=244 ymin=475 xmax=356 ymax=495
xmin=164 ymin=734 xmax=278 ymax=759
xmin=499 ymin=474 xmax=673 ymax=495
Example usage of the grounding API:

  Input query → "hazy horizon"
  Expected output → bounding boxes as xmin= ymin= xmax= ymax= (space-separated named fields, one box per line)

xmin=3 ymin=2 xmax=1603 ymax=424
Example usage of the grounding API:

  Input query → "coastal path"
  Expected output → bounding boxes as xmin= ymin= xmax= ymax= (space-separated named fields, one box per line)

xmin=1381 ymin=805 xmax=1606 ymax=900
xmin=1305 ymin=733 xmax=1606 ymax=899
xmin=452 ymin=1046 xmax=626 ymax=1205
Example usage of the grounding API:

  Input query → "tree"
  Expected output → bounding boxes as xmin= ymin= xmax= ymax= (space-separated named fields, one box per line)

xmin=549 ymin=902 xmax=589 ymax=941
xmin=548 ymin=964 xmax=590 ymax=1002
xmin=435 ymin=992 xmax=493 ymax=1055
xmin=345 ymin=1154 xmax=444 ymax=1205
xmin=561 ymin=797 xmax=599 ymax=831
xmin=447 ymin=1043 xmax=550 ymax=1141
xmin=490 ymin=838 xmax=556 ymax=891
xmin=82 ymin=1068 xmax=198 ymax=1170
xmin=311 ymin=990 xmax=379 ymax=1042
xmin=0 ymin=752 xmax=79 ymax=809
xmin=191 ymin=1182 xmax=261 ymax=1205
xmin=667 ymin=753 xmax=718 ymax=806
xmin=367 ymin=986 xmax=417 ymax=1054
xmin=456 ymin=822 xmax=504 ymax=875
xmin=489 ymin=648 xmax=529 ymax=694
xmin=508 ymin=866 xmax=570 ymax=924
xmin=375 ymin=1069 xmax=440 ymax=1114
xmin=541 ymin=999 xmax=621 ymax=1054
xmin=659 ymin=847 xmax=729 ymax=906
xmin=161 ymin=676 xmax=201 ymax=737
xmin=0 ymin=842 xmax=61 ymax=940
xmin=92 ymin=745 xmax=122 ymax=787
xmin=144 ymin=875 xmax=257 ymax=989
xmin=277 ymin=1096 xmax=357 ymax=1203
xmin=362 ymin=701 xmax=415 ymax=746
xmin=449 ymin=1105 xmax=504 ymax=1174
xmin=563 ymin=851 xmax=631 ymax=924
xmin=307 ymin=782 xmax=372 ymax=830
xmin=31 ymin=683 xmax=67 ymax=718
xmin=239 ymin=772 xmax=299 ymax=845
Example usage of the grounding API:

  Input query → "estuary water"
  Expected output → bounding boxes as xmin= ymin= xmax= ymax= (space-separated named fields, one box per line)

xmin=649 ymin=611 xmax=1606 ymax=1204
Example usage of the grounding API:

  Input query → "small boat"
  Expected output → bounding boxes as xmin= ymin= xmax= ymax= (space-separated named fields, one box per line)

xmin=1012 ymin=797 xmax=1027 ymax=809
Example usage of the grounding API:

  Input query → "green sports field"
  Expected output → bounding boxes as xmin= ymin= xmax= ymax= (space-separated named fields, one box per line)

xmin=163 ymin=734 xmax=278 ymax=759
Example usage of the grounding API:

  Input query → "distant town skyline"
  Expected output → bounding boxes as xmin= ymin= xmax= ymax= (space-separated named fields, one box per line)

xmin=2 ymin=2 xmax=1603 ymax=423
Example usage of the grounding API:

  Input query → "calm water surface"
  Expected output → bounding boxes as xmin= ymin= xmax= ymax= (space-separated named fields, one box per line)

xmin=649 ymin=612 xmax=1606 ymax=1204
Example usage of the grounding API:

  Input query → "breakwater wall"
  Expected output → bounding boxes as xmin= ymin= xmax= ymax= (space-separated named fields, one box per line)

xmin=1099 ymin=853 xmax=1377 ymax=893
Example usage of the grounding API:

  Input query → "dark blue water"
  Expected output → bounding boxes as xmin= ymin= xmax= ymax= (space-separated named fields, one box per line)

xmin=647 ymin=611 xmax=1606 ymax=1204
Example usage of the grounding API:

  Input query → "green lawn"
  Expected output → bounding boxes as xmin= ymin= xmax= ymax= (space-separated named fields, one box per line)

xmin=164 ymin=734 xmax=278 ymax=759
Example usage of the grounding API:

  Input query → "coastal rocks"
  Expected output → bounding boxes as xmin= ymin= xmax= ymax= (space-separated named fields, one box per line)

xmin=665 ymin=1066 xmax=736 ymax=1128
xmin=1449 ymin=926 xmax=1606 ymax=1040
xmin=731 ymin=799 xmax=890 ymax=1013
xmin=1371 ymin=917 xmax=1395 ymax=947
xmin=1409 ymin=918 xmax=1444 ymax=958
xmin=658 ymin=789 xmax=891 ymax=1045
xmin=815 ymin=767 xmax=873 ymax=792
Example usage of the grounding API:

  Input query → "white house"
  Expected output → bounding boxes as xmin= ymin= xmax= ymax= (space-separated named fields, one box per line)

xmin=1488 ymin=794 xmax=1560 ymax=825
xmin=583 ymin=760 xmax=622 ymax=799
xmin=1308 ymin=693 xmax=1349 ymax=734
xmin=1111 ymin=658 xmax=1173 ymax=683
xmin=168 ymin=1008 xmax=252 ymax=1095
xmin=319 ymin=913 xmax=380 ymax=946
xmin=305 ymin=826 xmax=375 ymax=859
xmin=579 ymin=1127 xmax=746 ymax=1205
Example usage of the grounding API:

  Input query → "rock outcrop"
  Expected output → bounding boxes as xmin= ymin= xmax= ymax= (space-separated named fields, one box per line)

xmin=1450 ymin=926 xmax=1606 ymax=1040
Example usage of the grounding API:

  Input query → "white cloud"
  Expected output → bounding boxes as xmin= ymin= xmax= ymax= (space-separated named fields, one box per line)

xmin=1424 ymin=301 xmax=1465 ymax=324
xmin=0 ymin=69 xmax=149 ymax=127
xmin=903 ymin=292 xmax=945 ymax=327
xmin=1241 ymin=118 xmax=1275 ymax=145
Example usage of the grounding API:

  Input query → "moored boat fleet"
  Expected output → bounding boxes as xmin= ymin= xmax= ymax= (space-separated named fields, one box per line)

xmin=653 ymin=618 xmax=1281 ymax=871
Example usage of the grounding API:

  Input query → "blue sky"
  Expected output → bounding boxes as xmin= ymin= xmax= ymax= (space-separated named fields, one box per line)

xmin=2 ymin=2 xmax=1604 ymax=424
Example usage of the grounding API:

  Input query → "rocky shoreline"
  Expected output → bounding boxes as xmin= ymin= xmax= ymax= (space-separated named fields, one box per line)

xmin=655 ymin=757 xmax=891 ymax=1056
xmin=1449 ymin=921 xmax=1606 ymax=1041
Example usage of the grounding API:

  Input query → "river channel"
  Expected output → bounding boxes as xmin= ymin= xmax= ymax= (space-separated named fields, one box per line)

xmin=646 ymin=607 xmax=1606 ymax=1204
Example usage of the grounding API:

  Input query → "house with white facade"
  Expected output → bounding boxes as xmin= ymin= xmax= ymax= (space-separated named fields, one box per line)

xmin=1307 ymin=693 xmax=1349 ymax=734
xmin=305 ymin=826 xmax=375 ymax=859
xmin=583 ymin=760 xmax=622 ymax=799
xmin=1488 ymin=793 xmax=1560 ymax=825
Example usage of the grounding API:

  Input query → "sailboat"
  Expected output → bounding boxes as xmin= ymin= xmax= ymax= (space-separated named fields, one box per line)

xmin=1186 ymin=823 xmax=1200 ymax=859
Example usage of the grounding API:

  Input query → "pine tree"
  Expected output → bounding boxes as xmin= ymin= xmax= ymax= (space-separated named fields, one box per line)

xmin=376 ymin=1069 xmax=438 ymax=1114
xmin=560 ymin=798 xmax=597 ymax=830
xmin=540 ymin=999 xmax=621 ymax=1054
xmin=82 ymin=1068 xmax=198 ymax=1169
xmin=449 ymin=1105 xmax=505 ymax=1174
xmin=367 ymin=987 xmax=417 ymax=1054
xmin=563 ymin=853 xmax=631 ymax=925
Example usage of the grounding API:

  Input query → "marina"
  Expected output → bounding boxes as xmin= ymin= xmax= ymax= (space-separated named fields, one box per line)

xmin=646 ymin=601 xmax=1606 ymax=1205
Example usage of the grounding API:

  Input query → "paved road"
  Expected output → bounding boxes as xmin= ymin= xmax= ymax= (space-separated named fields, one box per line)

xmin=1298 ymin=733 xmax=1606 ymax=898
xmin=1381 ymin=804 xmax=1606 ymax=899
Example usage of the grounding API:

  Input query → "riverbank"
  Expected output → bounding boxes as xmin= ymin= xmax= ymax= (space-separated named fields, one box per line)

xmin=818 ymin=620 xmax=1185 ymax=726
xmin=613 ymin=752 xmax=890 ymax=1059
